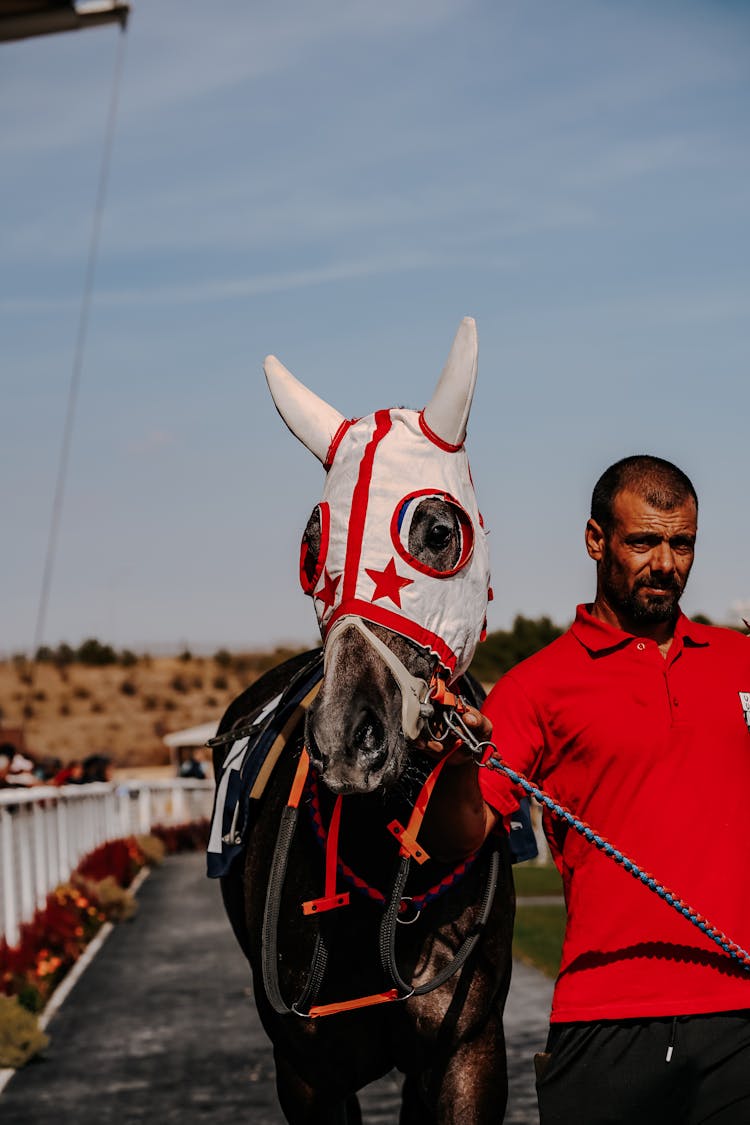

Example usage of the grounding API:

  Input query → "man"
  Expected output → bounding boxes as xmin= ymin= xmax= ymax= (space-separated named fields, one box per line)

xmin=424 ymin=455 xmax=750 ymax=1124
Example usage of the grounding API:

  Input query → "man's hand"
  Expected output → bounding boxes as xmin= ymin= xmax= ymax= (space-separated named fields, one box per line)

xmin=413 ymin=705 xmax=493 ymax=764
xmin=414 ymin=704 xmax=498 ymax=860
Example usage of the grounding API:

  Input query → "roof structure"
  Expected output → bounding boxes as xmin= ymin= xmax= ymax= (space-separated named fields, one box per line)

xmin=0 ymin=0 xmax=129 ymax=43
xmin=163 ymin=721 xmax=218 ymax=751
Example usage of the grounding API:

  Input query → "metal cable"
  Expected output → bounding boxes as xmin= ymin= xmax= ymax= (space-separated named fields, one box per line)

xmin=26 ymin=25 xmax=128 ymax=688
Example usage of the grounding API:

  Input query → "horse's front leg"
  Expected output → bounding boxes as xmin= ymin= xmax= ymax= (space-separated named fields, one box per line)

xmin=274 ymin=1049 xmax=363 ymax=1125
xmin=400 ymin=1016 xmax=508 ymax=1125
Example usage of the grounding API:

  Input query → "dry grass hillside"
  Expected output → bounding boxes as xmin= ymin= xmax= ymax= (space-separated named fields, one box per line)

xmin=0 ymin=647 xmax=307 ymax=769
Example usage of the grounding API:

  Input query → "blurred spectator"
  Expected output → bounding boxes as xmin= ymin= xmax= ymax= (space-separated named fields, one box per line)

xmin=7 ymin=751 xmax=41 ymax=787
xmin=179 ymin=750 xmax=206 ymax=780
xmin=35 ymin=756 xmax=62 ymax=783
xmin=0 ymin=751 xmax=12 ymax=788
xmin=53 ymin=760 xmax=84 ymax=786
xmin=81 ymin=754 xmax=113 ymax=784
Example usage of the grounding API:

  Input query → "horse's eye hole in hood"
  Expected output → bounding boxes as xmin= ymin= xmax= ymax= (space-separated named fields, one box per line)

xmin=300 ymin=503 xmax=329 ymax=594
xmin=391 ymin=491 xmax=474 ymax=578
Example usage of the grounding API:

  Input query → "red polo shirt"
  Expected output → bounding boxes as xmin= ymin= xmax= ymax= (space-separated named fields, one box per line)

xmin=480 ymin=605 xmax=750 ymax=1022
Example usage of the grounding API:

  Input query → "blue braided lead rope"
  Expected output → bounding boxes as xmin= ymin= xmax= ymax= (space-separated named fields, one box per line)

xmin=479 ymin=746 xmax=750 ymax=974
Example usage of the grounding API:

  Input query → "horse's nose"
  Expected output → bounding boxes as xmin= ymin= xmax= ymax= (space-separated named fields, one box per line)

xmin=348 ymin=708 xmax=387 ymax=771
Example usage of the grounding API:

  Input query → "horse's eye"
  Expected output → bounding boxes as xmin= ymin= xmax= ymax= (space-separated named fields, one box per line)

xmin=426 ymin=522 xmax=452 ymax=551
xmin=299 ymin=503 xmax=329 ymax=595
xmin=391 ymin=492 xmax=474 ymax=578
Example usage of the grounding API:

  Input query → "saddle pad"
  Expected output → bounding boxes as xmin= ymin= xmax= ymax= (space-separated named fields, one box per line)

xmin=207 ymin=657 xmax=324 ymax=878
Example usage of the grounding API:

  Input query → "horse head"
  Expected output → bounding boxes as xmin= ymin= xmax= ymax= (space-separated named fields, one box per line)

xmin=264 ymin=317 xmax=490 ymax=794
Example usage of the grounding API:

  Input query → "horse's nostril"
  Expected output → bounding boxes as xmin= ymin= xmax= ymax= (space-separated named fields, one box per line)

xmin=351 ymin=710 xmax=386 ymax=764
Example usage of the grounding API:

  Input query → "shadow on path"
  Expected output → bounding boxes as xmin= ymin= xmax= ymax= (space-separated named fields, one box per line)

xmin=1 ymin=853 xmax=551 ymax=1124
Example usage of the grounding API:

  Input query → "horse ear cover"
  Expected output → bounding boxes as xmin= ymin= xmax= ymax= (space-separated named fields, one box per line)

xmin=264 ymin=354 xmax=345 ymax=466
xmin=422 ymin=316 xmax=478 ymax=448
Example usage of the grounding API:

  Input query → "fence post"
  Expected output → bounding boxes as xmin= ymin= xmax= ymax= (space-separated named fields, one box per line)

xmin=138 ymin=787 xmax=151 ymax=834
xmin=32 ymin=801 xmax=47 ymax=911
xmin=1 ymin=806 xmax=19 ymax=949
xmin=17 ymin=808 xmax=34 ymax=928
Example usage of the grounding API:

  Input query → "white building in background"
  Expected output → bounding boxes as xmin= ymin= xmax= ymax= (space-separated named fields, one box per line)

xmin=163 ymin=721 xmax=218 ymax=775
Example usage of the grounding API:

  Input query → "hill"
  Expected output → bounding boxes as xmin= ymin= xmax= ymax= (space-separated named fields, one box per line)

xmin=0 ymin=647 xmax=306 ymax=770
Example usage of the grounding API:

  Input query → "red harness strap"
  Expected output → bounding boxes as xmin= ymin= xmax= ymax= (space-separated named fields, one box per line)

xmin=387 ymin=754 xmax=451 ymax=864
xmin=290 ymin=750 xmax=350 ymax=916
xmin=303 ymin=790 xmax=350 ymax=915
xmin=386 ymin=676 xmax=469 ymax=863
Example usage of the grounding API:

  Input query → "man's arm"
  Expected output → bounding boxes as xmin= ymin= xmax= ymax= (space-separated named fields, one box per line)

xmin=419 ymin=710 xmax=501 ymax=863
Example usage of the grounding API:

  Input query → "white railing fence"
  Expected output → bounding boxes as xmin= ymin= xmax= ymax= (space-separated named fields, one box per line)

xmin=0 ymin=779 xmax=214 ymax=949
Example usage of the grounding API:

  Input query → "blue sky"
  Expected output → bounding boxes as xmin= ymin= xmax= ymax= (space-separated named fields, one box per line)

xmin=2 ymin=0 xmax=749 ymax=655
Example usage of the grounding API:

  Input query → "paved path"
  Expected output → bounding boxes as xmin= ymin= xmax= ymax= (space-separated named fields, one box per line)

xmin=1 ymin=853 xmax=552 ymax=1123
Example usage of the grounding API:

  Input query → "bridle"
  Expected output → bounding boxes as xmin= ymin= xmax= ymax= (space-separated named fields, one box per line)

xmin=323 ymin=614 xmax=456 ymax=743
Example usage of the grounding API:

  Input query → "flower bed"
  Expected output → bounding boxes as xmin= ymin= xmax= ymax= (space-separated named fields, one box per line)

xmin=0 ymin=818 xmax=209 ymax=1066
xmin=0 ymin=838 xmax=144 ymax=1016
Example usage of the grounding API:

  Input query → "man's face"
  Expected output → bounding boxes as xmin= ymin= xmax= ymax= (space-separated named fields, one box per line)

xmin=587 ymin=489 xmax=697 ymax=626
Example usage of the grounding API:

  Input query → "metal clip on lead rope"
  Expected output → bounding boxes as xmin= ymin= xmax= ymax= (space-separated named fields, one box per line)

xmin=440 ymin=708 xmax=492 ymax=763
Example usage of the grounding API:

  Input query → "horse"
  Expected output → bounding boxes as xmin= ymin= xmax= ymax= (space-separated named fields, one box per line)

xmin=212 ymin=318 xmax=515 ymax=1124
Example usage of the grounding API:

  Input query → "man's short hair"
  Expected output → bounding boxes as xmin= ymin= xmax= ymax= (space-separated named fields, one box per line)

xmin=591 ymin=455 xmax=698 ymax=535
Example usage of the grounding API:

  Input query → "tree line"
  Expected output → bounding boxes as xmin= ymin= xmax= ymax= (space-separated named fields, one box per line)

xmin=16 ymin=612 xmax=722 ymax=680
xmin=469 ymin=615 xmax=565 ymax=684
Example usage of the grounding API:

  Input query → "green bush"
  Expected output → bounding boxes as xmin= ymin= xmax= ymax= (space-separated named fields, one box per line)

xmin=76 ymin=638 xmax=117 ymax=666
xmin=470 ymin=615 xmax=565 ymax=684
xmin=135 ymin=834 xmax=166 ymax=866
xmin=0 ymin=995 xmax=49 ymax=1068
xmin=82 ymin=877 xmax=137 ymax=922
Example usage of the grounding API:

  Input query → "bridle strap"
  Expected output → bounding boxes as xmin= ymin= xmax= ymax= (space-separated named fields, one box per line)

xmin=324 ymin=615 xmax=434 ymax=741
xmin=388 ymin=753 xmax=452 ymax=864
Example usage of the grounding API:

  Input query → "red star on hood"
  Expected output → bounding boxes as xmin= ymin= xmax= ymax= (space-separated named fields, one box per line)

xmin=314 ymin=568 xmax=341 ymax=613
xmin=365 ymin=558 xmax=413 ymax=608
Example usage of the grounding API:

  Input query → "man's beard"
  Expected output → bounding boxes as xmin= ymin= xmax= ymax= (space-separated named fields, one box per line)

xmin=604 ymin=569 xmax=684 ymax=625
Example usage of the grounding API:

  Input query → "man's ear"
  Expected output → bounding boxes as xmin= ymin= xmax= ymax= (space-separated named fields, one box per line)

xmin=585 ymin=518 xmax=606 ymax=562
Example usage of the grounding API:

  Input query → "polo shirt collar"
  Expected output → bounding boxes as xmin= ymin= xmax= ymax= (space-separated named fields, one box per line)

xmin=570 ymin=603 xmax=710 ymax=655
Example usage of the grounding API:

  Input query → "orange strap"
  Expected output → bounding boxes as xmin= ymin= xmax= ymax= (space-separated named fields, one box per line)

xmin=387 ymin=752 xmax=452 ymax=865
xmin=428 ymin=676 xmax=467 ymax=713
xmin=302 ymin=793 xmax=350 ymax=915
xmin=306 ymin=989 xmax=400 ymax=1018
xmin=287 ymin=747 xmax=311 ymax=809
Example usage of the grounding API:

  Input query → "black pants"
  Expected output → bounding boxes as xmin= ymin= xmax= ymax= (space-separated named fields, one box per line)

xmin=536 ymin=1011 xmax=750 ymax=1124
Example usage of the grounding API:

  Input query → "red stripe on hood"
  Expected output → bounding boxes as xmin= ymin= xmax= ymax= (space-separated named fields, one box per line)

xmin=325 ymin=599 xmax=457 ymax=677
xmin=342 ymin=410 xmax=392 ymax=605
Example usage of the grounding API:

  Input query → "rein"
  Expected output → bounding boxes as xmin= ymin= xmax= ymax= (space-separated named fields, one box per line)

xmin=445 ymin=713 xmax=750 ymax=976
xmin=261 ymin=737 xmax=501 ymax=1020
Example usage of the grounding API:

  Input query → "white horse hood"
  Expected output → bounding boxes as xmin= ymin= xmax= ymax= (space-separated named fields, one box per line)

xmin=265 ymin=318 xmax=491 ymax=680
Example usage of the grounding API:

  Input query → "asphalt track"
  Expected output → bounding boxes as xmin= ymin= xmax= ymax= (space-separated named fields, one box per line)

xmin=1 ymin=853 xmax=553 ymax=1124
